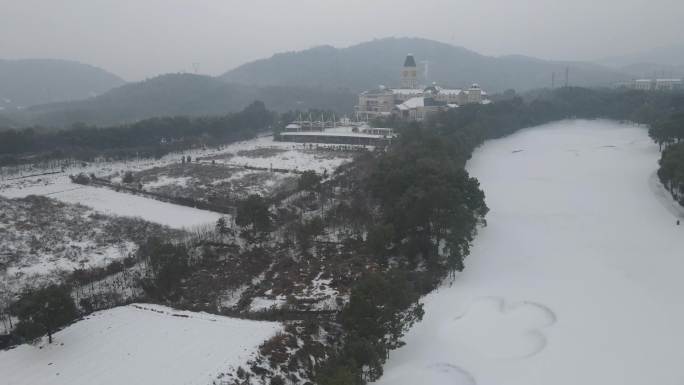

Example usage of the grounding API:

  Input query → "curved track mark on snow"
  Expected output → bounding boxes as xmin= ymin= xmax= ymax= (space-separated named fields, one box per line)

xmin=428 ymin=363 xmax=478 ymax=385
xmin=451 ymin=297 xmax=556 ymax=359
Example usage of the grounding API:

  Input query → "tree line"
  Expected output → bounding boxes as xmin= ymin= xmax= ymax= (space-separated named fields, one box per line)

xmin=0 ymin=101 xmax=274 ymax=166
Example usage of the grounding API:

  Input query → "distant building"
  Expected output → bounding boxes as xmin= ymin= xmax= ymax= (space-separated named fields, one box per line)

xmin=356 ymin=54 xmax=488 ymax=121
xmin=655 ymin=78 xmax=683 ymax=90
xmin=278 ymin=125 xmax=395 ymax=146
xmin=401 ymin=54 xmax=419 ymax=89
xmin=619 ymin=78 xmax=683 ymax=91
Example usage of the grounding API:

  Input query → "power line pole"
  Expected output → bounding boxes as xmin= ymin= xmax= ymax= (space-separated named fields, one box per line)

xmin=552 ymin=72 xmax=556 ymax=89
xmin=565 ymin=67 xmax=569 ymax=87
xmin=420 ymin=60 xmax=430 ymax=83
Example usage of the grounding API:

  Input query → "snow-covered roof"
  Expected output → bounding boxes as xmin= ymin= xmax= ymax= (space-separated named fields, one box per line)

xmin=362 ymin=88 xmax=393 ymax=96
xmin=285 ymin=123 xmax=301 ymax=130
xmin=280 ymin=131 xmax=389 ymax=139
xmin=438 ymin=89 xmax=463 ymax=96
xmin=391 ymin=88 xmax=423 ymax=95
xmin=398 ymin=97 xmax=426 ymax=109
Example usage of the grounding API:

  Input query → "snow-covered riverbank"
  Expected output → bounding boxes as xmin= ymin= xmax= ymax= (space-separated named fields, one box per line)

xmin=377 ymin=120 xmax=684 ymax=385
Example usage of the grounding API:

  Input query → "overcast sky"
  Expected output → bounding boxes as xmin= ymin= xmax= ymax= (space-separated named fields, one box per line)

xmin=1 ymin=0 xmax=682 ymax=81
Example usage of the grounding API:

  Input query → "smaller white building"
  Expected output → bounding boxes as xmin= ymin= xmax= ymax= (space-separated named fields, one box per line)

xmin=655 ymin=79 xmax=683 ymax=90
xmin=621 ymin=78 xmax=683 ymax=91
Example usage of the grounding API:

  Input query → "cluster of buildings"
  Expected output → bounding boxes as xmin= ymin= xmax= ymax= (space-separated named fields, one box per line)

xmin=355 ymin=54 xmax=488 ymax=121
xmin=276 ymin=54 xmax=486 ymax=145
xmin=618 ymin=78 xmax=683 ymax=91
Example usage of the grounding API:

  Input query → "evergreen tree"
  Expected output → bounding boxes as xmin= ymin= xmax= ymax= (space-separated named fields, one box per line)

xmin=10 ymin=285 xmax=78 ymax=344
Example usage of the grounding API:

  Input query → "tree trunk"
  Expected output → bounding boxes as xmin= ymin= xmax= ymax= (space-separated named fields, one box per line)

xmin=48 ymin=329 xmax=53 ymax=344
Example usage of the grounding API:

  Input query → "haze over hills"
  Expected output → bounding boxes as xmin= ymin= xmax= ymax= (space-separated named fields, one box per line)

xmin=599 ymin=43 xmax=684 ymax=68
xmin=4 ymin=37 xmax=680 ymax=129
xmin=8 ymin=74 xmax=355 ymax=127
xmin=598 ymin=43 xmax=684 ymax=79
xmin=0 ymin=59 xmax=125 ymax=110
xmin=221 ymin=37 xmax=630 ymax=92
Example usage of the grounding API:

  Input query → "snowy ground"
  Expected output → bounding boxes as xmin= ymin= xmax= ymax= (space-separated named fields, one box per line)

xmin=0 ymin=181 xmax=221 ymax=229
xmin=376 ymin=120 xmax=684 ymax=385
xmin=0 ymin=135 xmax=356 ymax=229
xmin=0 ymin=304 xmax=281 ymax=385
xmin=204 ymin=135 xmax=359 ymax=174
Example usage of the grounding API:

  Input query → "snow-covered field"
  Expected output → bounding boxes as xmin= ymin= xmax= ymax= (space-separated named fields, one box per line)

xmin=1 ymin=181 xmax=221 ymax=229
xmin=0 ymin=135 xmax=356 ymax=229
xmin=376 ymin=120 xmax=684 ymax=385
xmin=0 ymin=304 xmax=281 ymax=385
xmin=210 ymin=135 xmax=358 ymax=174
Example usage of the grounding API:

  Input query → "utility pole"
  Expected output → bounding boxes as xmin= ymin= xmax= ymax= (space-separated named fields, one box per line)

xmin=552 ymin=72 xmax=556 ymax=89
xmin=420 ymin=60 xmax=430 ymax=83
xmin=565 ymin=67 xmax=569 ymax=88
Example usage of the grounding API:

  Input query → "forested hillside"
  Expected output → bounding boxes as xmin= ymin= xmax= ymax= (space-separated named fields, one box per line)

xmin=221 ymin=37 xmax=628 ymax=93
xmin=0 ymin=59 xmax=124 ymax=109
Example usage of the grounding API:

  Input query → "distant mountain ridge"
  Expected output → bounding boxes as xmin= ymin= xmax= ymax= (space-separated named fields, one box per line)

xmin=1 ymin=37 xmax=645 ymax=128
xmin=599 ymin=44 xmax=684 ymax=68
xmin=598 ymin=44 xmax=684 ymax=79
xmin=220 ymin=37 xmax=630 ymax=92
xmin=0 ymin=59 xmax=125 ymax=109
xmin=6 ymin=74 xmax=355 ymax=127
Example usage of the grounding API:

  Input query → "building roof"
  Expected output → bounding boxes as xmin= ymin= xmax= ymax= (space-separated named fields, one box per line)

xmin=399 ymin=97 xmax=425 ymax=109
xmin=404 ymin=54 xmax=417 ymax=68
xmin=437 ymin=88 xmax=463 ymax=96
xmin=391 ymin=88 xmax=423 ymax=95
xmin=280 ymin=127 xmax=394 ymax=140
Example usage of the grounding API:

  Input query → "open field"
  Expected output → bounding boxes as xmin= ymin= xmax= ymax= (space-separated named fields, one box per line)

xmin=0 ymin=304 xmax=282 ymax=385
xmin=0 ymin=135 xmax=361 ymax=229
xmin=0 ymin=195 xmax=183 ymax=292
xmin=119 ymin=163 xmax=298 ymax=202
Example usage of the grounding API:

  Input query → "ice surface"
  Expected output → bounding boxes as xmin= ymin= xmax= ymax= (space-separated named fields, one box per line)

xmin=375 ymin=120 xmax=684 ymax=385
xmin=0 ymin=304 xmax=281 ymax=385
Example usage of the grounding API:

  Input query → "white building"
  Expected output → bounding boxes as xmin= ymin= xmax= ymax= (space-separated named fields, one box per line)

xmin=356 ymin=54 xmax=488 ymax=121
xmin=655 ymin=79 xmax=683 ymax=90
xmin=621 ymin=78 xmax=683 ymax=91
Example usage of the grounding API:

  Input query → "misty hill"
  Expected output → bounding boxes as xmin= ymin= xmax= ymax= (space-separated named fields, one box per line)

xmin=600 ymin=44 xmax=684 ymax=68
xmin=220 ymin=37 xmax=629 ymax=92
xmin=598 ymin=44 xmax=684 ymax=79
xmin=0 ymin=59 xmax=125 ymax=110
xmin=613 ymin=62 xmax=684 ymax=79
xmin=8 ymin=73 xmax=355 ymax=127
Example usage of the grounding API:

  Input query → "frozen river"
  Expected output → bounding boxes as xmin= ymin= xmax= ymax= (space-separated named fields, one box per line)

xmin=376 ymin=120 xmax=684 ymax=385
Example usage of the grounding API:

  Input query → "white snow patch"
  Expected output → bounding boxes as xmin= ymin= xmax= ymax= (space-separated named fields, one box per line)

xmin=1 ymin=181 xmax=221 ymax=229
xmin=0 ymin=304 xmax=281 ymax=385
xmin=250 ymin=295 xmax=287 ymax=312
